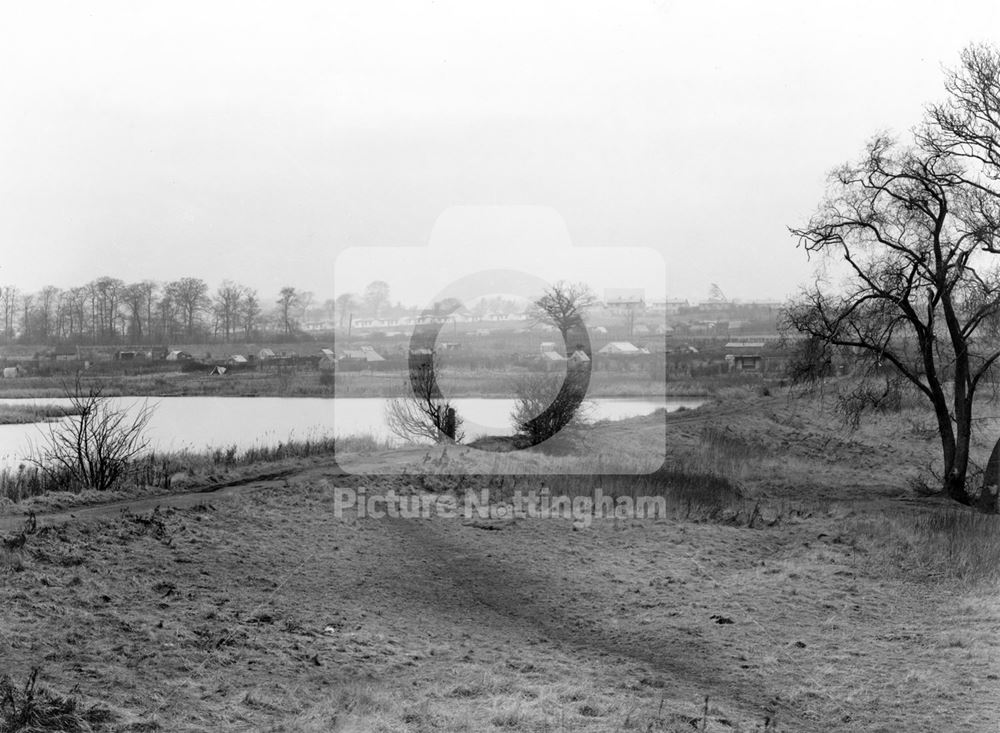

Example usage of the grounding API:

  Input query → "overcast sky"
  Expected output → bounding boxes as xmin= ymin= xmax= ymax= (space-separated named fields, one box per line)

xmin=2 ymin=1 xmax=998 ymax=305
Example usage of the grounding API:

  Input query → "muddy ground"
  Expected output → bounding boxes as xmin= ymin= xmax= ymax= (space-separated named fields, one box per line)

xmin=2 ymin=390 xmax=1000 ymax=732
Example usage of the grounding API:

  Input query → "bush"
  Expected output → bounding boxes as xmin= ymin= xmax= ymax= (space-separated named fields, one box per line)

xmin=30 ymin=377 xmax=154 ymax=492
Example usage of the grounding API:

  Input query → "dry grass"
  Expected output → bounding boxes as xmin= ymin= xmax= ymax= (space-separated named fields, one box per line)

xmin=849 ymin=506 xmax=1000 ymax=584
xmin=0 ymin=669 xmax=113 ymax=733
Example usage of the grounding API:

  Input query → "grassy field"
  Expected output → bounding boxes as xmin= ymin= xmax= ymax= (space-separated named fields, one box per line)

xmin=2 ymin=387 xmax=999 ymax=731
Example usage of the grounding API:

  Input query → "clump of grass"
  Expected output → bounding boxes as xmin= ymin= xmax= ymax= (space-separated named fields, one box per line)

xmin=850 ymin=507 xmax=1000 ymax=583
xmin=0 ymin=669 xmax=114 ymax=733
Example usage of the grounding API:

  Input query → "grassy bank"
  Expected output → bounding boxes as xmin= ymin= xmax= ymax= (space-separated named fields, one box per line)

xmin=0 ymin=403 xmax=82 ymax=424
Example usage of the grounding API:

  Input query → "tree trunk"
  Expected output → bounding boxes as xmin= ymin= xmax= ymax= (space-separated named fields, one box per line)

xmin=943 ymin=405 xmax=973 ymax=506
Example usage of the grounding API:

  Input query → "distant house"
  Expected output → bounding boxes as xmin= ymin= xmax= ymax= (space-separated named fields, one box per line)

xmin=318 ymin=348 xmax=335 ymax=359
xmin=598 ymin=341 xmax=648 ymax=355
xmin=340 ymin=346 xmax=385 ymax=363
xmin=727 ymin=354 xmax=763 ymax=372
xmin=568 ymin=349 xmax=591 ymax=366
xmin=227 ymin=354 xmax=249 ymax=365
xmin=725 ymin=341 xmax=766 ymax=373
xmin=649 ymin=299 xmax=689 ymax=315
xmin=539 ymin=349 xmax=566 ymax=372
xmin=165 ymin=350 xmax=193 ymax=361
xmin=3 ymin=366 xmax=21 ymax=378
xmin=49 ymin=346 xmax=78 ymax=361
xmin=258 ymin=348 xmax=276 ymax=361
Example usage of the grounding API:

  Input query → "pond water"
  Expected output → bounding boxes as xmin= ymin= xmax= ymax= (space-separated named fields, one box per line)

xmin=0 ymin=395 xmax=704 ymax=465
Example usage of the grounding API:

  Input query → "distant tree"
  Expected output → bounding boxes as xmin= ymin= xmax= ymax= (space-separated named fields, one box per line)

xmin=334 ymin=293 xmax=357 ymax=329
xmin=214 ymin=280 xmax=245 ymax=342
xmin=363 ymin=280 xmax=391 ymax=318
xmin=168 ymin=277 xmax=210 ymax=340
xmin=65 ymin=287 xmax=88 ymax=342
xmin=0 ymin=286 xmax=17 ymax=342
xmin=530 ymin=281 xmax=597 ymax=347
xmin=35 ymin=286 xmax=60 ymax=343
xmin=277 ymin=286 xmax=300 ymax=336
xmin=123 ymin=282 xmax=150 ymax=343
xmin=241 ymin=289 xmax=261 ymax=340
xmin=19 ymin=292 xmax=33 ymax=342
xmin=86 ymin=277 xmax=125 ymax=342
xmin=298 ymin=290 xmax=315 ymax=324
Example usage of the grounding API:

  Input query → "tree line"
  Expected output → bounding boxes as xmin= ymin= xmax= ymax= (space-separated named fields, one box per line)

xmin=0 ymin=275 xmax=540 ymax=347
xmin=0 ymin=277 xmax=319 ymax=346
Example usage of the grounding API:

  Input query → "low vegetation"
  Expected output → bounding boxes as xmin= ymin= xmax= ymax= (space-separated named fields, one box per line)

xmin=0 ymin=670 xmax=113 ymax=733
xmin=0 ymin=403 xmax=82 ymax=425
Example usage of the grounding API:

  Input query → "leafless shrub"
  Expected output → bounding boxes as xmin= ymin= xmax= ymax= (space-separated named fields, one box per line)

xmin=510 ymin=368 xmax=591 ymax=448
xmin=835 ymin=377 xmax=903 ymax=429
xmin=385 ymin=364 xmax=463 ymax=444
xmin=29 ymin=376 xmax=154 ymax=492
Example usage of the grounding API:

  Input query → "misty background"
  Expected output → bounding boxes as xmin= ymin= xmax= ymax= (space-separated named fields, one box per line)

xmin=2 ymin=0 xmax=999 ymax=304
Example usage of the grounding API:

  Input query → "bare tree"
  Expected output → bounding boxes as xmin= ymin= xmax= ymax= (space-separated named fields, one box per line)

xmin=0 ymin=286 xmax=17 ymax=342
xmin=241 ymin=289 xmax=261 ymax=340
xmin=530 ymin=281 xmax=597 ymax=345
xmin=785 ymin=133 xmax=1000 ymax=508
xmin=385 ymin=363 xmax=463 ymax=443
xmin=168 ymin=277 xmax=210 ymax=340
xmin=363 ymin=280 xmax=390 ymax=318
xmin=334 ymin=292 xmax=356 ymax=330
xmin=30 ymin=377 xmax=155 ymax=492
xmin=214 ymin=280 xmax=245 ymax=342
xmin=122 ymin=282 xmax=149 ymax=343
xmin=921 ymin=44 xmax=1000 ymax=193
xmin=277 ymin=286 xmax=300 ymax=336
